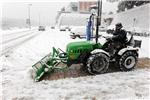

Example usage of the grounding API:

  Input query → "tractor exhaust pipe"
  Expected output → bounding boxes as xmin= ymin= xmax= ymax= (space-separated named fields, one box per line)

xmin=96 ymin=0 xmax=102 ymax=43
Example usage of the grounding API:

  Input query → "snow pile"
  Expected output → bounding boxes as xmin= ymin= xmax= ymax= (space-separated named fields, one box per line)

xmin=1 ymin=28 xmax=150 ymax=100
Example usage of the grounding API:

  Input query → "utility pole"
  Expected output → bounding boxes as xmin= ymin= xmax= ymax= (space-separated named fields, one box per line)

xmin=133 ymin=18 xmax=136 ymax=32
xmin=95 ymin=0 xmax=102 ymax=43
xmin=28 ymin=4 xmax=32 ymax=29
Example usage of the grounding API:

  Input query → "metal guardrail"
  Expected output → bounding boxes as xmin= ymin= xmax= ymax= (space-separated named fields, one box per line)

xmin=127 ymin=31 xmax=150 ymax=37
xmin=107 ymin=30 xmax=150 ymax=37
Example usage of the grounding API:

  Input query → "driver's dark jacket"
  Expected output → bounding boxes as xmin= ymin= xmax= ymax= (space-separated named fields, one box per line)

xmin=112 ymin=29 xmax=127 ymax=43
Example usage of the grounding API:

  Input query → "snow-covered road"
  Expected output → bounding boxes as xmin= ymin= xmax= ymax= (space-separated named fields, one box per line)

xmin=1 ymin=28 xmax=41 ymax=56
xmin=0 ymin=28 xmax=150 ymax=100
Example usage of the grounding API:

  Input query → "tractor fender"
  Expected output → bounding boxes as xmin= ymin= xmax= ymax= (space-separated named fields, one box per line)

xmin=91 ymin=49 xmax=110 ymax=57
xmin=118 ymin=46 xmax=139 ymax=56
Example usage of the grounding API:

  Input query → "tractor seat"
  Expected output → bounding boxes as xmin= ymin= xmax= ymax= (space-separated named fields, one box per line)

xmin=126 ymin=34 xmax=134 ymax=46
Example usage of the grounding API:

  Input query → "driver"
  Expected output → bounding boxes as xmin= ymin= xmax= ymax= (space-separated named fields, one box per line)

xmin=105 ymin=23 xmax=128 ymax=57
xmin=111 ymin=23 xmax=127 ymax=43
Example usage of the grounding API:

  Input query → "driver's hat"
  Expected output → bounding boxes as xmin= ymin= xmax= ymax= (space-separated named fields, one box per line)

xmin=115 ymin=23 xmax=123 ymax=28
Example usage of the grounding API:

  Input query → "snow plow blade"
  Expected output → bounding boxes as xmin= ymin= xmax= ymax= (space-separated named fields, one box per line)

xmin=32 ymin=47 xmax=68 ymax=82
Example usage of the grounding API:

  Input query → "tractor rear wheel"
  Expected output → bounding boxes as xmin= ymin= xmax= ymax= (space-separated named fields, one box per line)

xmin=87 ymin=53 xmax=109 ymax=74
xmin=118 ymin=51 xmax=138 ymax=71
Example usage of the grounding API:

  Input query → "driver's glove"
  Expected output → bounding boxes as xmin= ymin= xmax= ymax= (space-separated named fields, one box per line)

xmin=106 ymin=37 xmax=112 ymax=41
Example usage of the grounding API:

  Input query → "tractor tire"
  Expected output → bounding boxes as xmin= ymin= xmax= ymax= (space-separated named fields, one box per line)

xmin=87 ymin=53 xmax=109 ymax=74
xmin=118 ymin=51 xmax=138 ymax=71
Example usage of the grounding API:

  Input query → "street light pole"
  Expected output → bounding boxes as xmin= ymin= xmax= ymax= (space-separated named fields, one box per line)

xmin=96 ymin=0 xmax=102 ymax=43
xmin=28 ymin=4 xmax=32 ymax=29
xmin=38 ymin=12 xmax=41 ymax=26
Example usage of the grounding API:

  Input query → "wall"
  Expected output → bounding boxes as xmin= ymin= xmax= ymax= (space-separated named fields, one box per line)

xmin=111 ymin=3 xmax=150 ymax=32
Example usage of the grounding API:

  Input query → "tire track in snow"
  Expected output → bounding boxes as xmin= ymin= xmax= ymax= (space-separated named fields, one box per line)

xmin=1 ymin=30 xmax=41 ymax=56
xmin=1 ymin=29 xmax=36 ymax=44
xmin=2 ymin=31 xmax=35 ymax=44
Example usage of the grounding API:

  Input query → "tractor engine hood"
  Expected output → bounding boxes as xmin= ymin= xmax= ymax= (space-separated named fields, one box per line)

xmin=66 ymin=41 xmax=103 ymax=60
xmin=66 ymin=41 xmax=95 ymax=60
xmin=66 ymin=41 xmax=94 ymax=52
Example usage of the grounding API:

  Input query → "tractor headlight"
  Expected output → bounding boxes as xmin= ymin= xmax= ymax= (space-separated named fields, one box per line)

xmin=44 ymin=68 xmax=49 ymax=72
xmin=70 ymin=50 xmax=73 ymax=53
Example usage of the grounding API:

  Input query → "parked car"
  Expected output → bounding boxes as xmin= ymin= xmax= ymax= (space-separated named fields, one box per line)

xmin=69 ymin=26 xmax=85 ymax=39
xmin=38 ymin=26 xmax=45 ymax=31
xmin=99 ymin=26 xmax=107 ymax=32
xmin=59 ymin=26 xmax=71 ymax=31
xmin=70 ymin=26 xmax=86 ymax=35
xmin=51 ymin=26 xmax=55 ymax=29
xmin=69 ymin=26 xmax=106 ymax=39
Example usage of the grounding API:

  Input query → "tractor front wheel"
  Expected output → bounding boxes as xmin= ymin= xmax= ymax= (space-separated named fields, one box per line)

xmin=87 ymin=53 xmax=109 ymax=74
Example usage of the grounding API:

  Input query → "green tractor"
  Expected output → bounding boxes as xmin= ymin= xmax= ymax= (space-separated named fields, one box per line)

xmin=32 ymin=0 xmax=139 ymax=82
xmin=32 ymin=37 xmax=138 ymax=81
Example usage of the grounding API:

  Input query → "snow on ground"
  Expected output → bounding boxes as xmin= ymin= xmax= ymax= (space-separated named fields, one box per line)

xmin=2 ymin=27 xmax=37 ymax=35
xmin=1 ymin=27 xmax=41 ymax=56
xmin=2 ymin=28 xmax=30 ymax=35
xmin=0 ymin=28 xmax=150 ymax=100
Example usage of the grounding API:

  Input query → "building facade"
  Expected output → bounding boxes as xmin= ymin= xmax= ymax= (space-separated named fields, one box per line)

xmin=79 ymin=1 xmax=97 ymax=12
